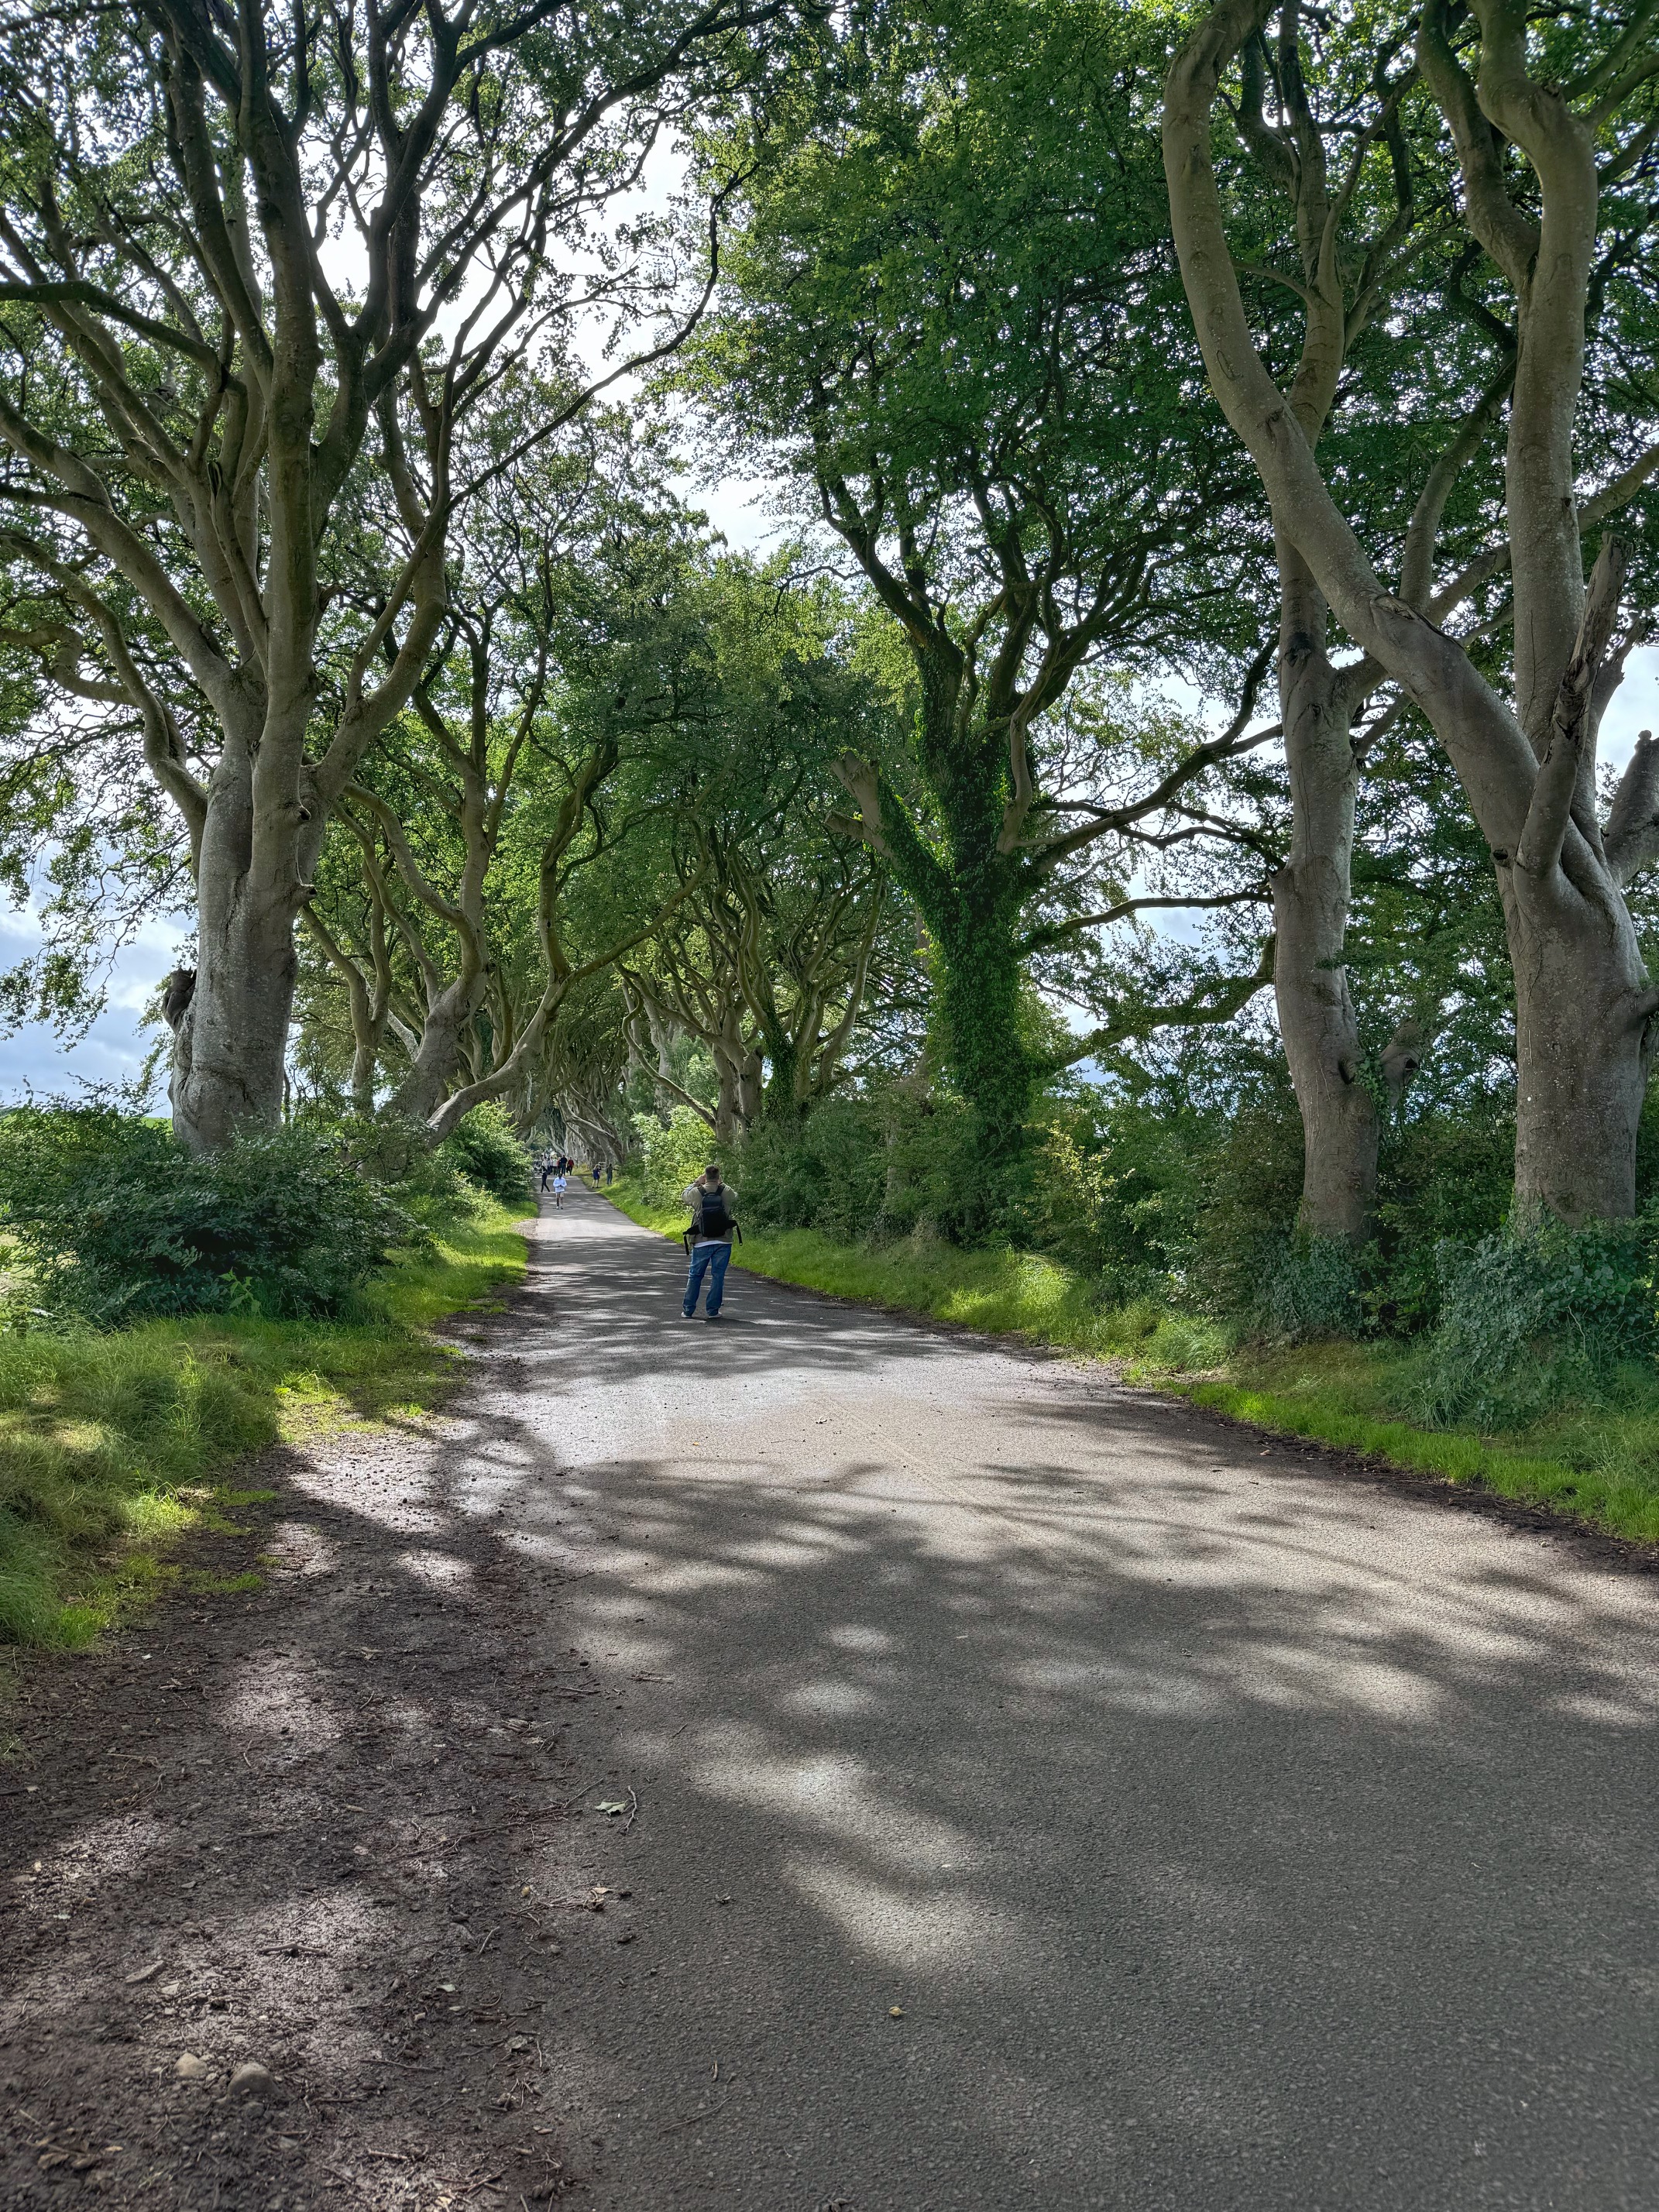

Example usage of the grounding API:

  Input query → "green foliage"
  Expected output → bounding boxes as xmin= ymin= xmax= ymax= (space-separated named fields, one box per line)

xmin=733 ymin=1087 xmax=991 ymax=1245
xmin=0 ymin=1106 xmax=417 ymax=1323
xmin=686 ymin=0 xmax=1268 ymax=1149
xmin=1254 ymin=1236 xmax=1368 ymax=1342
xmin=735 ymin=1098 xmax=889 ymax=1240
xmin=1028 ymin=1092 xmax=1216 ymax=1298
xmin=436 ymin=1105 xmax=532 ymax=1208
xmin=630 ymin=1107 xmax=723 ymax=1211
xmin=1416 ymin=1214 xmax=1659 ymax=1431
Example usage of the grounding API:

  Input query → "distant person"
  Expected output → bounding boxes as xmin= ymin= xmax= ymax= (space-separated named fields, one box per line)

xmin=538 ymin=1158 xmax=552 ymax=1192
xmin=552 ymin=1169 xmax=567 ymax=1210
xmin=592 ymin=1163 xmax=603 ymax=1189
xmin=605 ymin=1164 xmax=613 ymax=1186
xmin=681 ymin=1163 xmax=740 ymax=1320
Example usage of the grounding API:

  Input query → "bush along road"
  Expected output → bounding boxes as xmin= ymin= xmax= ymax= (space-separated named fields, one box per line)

xmin=4 ymin=1183 xmax=1658 ymax=2210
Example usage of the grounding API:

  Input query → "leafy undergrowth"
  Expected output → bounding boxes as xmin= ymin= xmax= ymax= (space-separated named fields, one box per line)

xmin=0 ymin=1203 xmax=529 ymax=1649
xmin=606 ymin=1176 xmax=1659 ymax=1547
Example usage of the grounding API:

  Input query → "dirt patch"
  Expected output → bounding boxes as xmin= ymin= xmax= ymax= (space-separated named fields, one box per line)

xmin=0 ymin=1296 xmax=624 ymax=2210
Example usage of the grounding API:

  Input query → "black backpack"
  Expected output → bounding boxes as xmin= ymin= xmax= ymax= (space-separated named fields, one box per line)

xmin=695 ymin=1185 xmax=731 ymax=1238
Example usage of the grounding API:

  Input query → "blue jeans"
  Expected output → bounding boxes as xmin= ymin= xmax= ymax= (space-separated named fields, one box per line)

xmin=683 ymin=1240 xmax=730 ymax=1315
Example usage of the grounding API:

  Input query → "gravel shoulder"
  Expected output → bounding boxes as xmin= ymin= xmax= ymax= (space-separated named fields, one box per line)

xmin=4 ymin=1184 xmax=1658 ymax=2211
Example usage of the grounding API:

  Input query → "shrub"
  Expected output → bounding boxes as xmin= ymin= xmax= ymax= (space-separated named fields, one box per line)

xmin=1414 ymin=1211 xmax=1659 ymax=1429
xmin=0 ymin=1105 xmax=417 ymax=1322
xmin=290 ymin=1108 xmax=471 ymax=1225
xmin=436 ymin=1104 xmax=531 ymax=1207
xmin=1026 ymin=1098 xmax=1206 ymax=1299
xmin=630 ymin=1106 xmax=722 ymax=1211
xmin=739 ymin=1097 xmax=891 ymax=1239
xmin=1254 ymin=1234 xmax=1368 ymax=1341
xmin=1369 ymin=1101 xmax=1514 ymax=1331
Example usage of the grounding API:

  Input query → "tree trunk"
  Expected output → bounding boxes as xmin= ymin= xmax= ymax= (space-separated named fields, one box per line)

xmin=171 ymin=893 xmax=298 ymax=1154
xmin=934 ymin=900 xmax=1033 ymax=1146
xmin=712 ymin=1051 xmax=741 ymax=1146
xmin=1272 ymin=553 xmax=1379 ymax=1242
xmin=761 ymin=1035 xmax=802 ymax=1119
xmin=1504 ymin=873 xmax=1653 ymax=1222
xmin=737 ymin=1049 xmax=764 ymax=1128
xmin=387 ymin=975 xmax=483 ymax=1125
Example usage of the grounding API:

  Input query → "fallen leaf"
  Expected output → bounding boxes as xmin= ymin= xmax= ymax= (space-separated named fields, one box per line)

xmin=124 ymin=1962 xmax=165 ymax=1985
xmin=888 ymin=2006 xmax=904 ymax=2019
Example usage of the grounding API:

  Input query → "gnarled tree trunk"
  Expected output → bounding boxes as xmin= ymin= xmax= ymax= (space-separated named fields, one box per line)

xmin=1503 ymin=846 xmax=1654 ymax=1222
xmin=167 ymin=745 xmax=305 ymax=1153
xmin=1272 ymin=552 xmax=1378 ymax=1242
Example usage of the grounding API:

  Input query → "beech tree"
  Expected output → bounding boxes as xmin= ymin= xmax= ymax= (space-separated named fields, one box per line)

xmin=623 ymin=819 xmax=895 ymax=1135
xmin=1183 ymin=0 xmax=1659 ymax=1241
xmin=689 ymin=0 xmax=1279 ymax=1159
xmin=1165 ymin=0 xmax=1659 ymax=1221
xmin=0 ymin=0 xmax=799 ymax=1150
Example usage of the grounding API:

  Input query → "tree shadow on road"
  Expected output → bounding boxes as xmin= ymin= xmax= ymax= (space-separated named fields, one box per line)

xmin=4 ymin=1190 xmax=1657 ymax=2210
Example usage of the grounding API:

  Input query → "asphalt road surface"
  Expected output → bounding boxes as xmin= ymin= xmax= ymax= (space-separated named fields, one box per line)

xmin=3 ymin=1180 xmax=1655 ymax=2212
xmin=528 ymin=1187 xmax=1659 ymax=2211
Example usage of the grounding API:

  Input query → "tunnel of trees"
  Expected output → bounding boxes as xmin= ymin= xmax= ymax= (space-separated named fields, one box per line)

xmin=0 ymin=0 xmax=1656 ymax=1387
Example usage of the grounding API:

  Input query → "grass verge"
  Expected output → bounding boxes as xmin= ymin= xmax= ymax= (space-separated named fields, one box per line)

xmin=606 ymin=1176 xmax=1659 ymax=1547
xmin=0 ymin=1200 xmax=530 ymax=1649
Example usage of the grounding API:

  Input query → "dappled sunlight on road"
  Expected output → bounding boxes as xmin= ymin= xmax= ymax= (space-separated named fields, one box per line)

xmin=5 ymin=1181 xmax=1656 ymax=2210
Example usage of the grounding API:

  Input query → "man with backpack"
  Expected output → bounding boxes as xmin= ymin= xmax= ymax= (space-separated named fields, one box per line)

xmin=681 ymin=1163 xmax=740 ymax=1319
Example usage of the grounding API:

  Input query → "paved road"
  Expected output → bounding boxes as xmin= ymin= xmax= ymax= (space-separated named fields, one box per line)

xmin=522 ymin=1187 xmax=1659 ymax=2210
xmin=10 ymin=1181 xmax=1650 ymax=2210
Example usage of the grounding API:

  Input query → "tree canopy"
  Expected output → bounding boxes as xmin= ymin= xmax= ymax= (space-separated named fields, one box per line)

xmin=0 ymin=0 xmax=1654 ymax=1281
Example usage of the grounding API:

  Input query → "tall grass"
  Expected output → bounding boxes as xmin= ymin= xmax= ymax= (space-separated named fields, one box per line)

xmin=0 ymin=1204 xmax=528 ymax=1647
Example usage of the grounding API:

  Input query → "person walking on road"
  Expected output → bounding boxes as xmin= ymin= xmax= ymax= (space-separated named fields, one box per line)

xmin=551 ymin=1168 xmax=567 ymax=1210
xmin=681 ymin=1163 xmax=740 ymax=1320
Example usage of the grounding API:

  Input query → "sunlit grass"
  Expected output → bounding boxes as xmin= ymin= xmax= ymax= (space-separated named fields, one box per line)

xmin=606 ymin=1176 xmax=1659 ymax=1546
xmin=0 ymin=1202 xmax=528 ymax=1649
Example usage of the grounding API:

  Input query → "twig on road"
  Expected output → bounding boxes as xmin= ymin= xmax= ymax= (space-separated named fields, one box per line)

xmin=657 ymin=2097 xmax=728 ymax=2137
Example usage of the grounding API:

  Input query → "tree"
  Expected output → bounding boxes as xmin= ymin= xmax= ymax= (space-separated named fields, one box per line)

xmin=0 ymin=0 xmax=801 ymax=1149
xmin=304 ymin=437 xmax=734 ymax=1140
xmin=1165 ymin=0 xmax=1659 ymax=1221
xmin=623 ymin=816 xmax=895 ymax=1134
xmin=689 ymin=0 xmax=1276 ymax=1162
